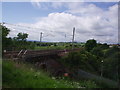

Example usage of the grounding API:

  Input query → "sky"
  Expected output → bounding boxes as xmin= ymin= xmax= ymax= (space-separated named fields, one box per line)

xmin=2 ymin=1 xmax=118 ymax=43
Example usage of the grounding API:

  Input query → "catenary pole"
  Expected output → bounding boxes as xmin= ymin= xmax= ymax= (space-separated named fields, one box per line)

xmin=40 ymin=32 xmax=43 ymax=46
xmin=72 ymin=27 xmax=75 ymax=50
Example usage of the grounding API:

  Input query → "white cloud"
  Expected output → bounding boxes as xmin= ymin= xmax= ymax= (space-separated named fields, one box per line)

xmin=31 ymin=2 xmax=41 ymax=8
xmin=51 ymin=2 xmax=64 ymax=9
xmin=6 ymin=2 xmax=118 ymax=43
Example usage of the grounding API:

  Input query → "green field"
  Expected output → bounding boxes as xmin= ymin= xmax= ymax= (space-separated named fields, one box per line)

xmin=34 ymin=46 xmax=66 ymax=50
xmin=3 ymin=60 xmax=98 ymax=88
xmin=34 ymin=43 xmax=84 ymax=50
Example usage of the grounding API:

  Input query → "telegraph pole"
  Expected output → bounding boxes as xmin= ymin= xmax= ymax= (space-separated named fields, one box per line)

xmin=40 ymin=32 xmax=43 ymax=46
xmin=72 ymin=27 xmax=75 ymax=50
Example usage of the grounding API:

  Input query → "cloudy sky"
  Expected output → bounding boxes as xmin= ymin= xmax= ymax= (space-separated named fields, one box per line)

xmin=2 ymin=1 xmax=118 ymax=43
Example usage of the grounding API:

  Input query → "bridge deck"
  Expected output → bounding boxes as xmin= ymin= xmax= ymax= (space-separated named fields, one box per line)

xmin=4 ymin=48 xmax=81 ymax=59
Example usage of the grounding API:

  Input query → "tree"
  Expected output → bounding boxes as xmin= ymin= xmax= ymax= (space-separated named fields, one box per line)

xmin=0 ymin=24 xmax=13 ymax=51
xmin=62 ymin=49 xmax=99 ymax=73
xmin=103 ymin=48 xmax=120 ymax=81
xmin=97 ymin=43 xmax=109 ymax=50
xmin=85 ymin=39 xmax=97 ymax=52
xmin=1 ymin=24 xmax=10 ymax=38
xmin=91 ymin=46 xmax=104 ymax=58
xmin=17 ymin=33 xmax=28 ymax=41
xmin=13 ymin=33 xmax=36 ymax=50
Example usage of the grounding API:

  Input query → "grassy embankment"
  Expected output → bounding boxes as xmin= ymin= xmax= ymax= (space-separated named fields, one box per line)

xmin=3 ymin=60 xmax=99 ymax=88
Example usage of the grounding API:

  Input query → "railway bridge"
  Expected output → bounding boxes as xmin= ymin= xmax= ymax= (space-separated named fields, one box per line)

xmin=3 ymin=48 xmax=81 ymax=77
xmin=3 ymin=48 xmax=80 ymax=60
xmin=3 ymin=48 xmax=118 ymax=87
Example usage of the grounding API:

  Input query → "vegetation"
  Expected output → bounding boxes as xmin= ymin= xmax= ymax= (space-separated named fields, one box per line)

xmin=16 ymin=32 xmax=28 ymax=41
xmin=1 ymin=24 xmax=119 ymax=88
xmin=3 ymin=60 xmax=98 ymax=88
xmin=34 ymin=43 xmax=82 ymax=50
xmin=85 ymin=39 xmax=97 ymax=52
xmin=1 ymin=24 xmax=12 ymax=51
xmin=61 ymin=39 xmax=119 ymax=82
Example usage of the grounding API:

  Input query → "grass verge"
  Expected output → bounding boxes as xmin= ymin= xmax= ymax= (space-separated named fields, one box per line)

xmin=2 ymin=60 xmax=98 ymax=88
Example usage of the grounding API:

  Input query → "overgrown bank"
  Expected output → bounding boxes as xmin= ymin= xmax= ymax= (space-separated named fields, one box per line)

xmin=3 ymin=60 xmax=99 ymax=88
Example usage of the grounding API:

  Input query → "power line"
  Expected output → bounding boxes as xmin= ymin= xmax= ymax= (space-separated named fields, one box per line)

xmin=4 ymin=22 xmax=47 ymax=31
xmin=4 ymin=23 xmax=54 ymax=36
xmin=3 ymin=22 xmax=77 ymax=42
xmin=4 ymin=22 xmax=57 ymax=36
xmin=4 ymin=22 xmax=73 ymax=36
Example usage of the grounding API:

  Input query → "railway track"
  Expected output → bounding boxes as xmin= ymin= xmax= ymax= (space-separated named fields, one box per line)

xmin=3 ymin=48 xmax=81 ymax=78
xmin=3 ymin=48 xmax=81 ymax=59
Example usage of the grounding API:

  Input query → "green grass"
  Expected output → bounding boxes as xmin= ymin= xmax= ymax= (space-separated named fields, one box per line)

xmin=34 ymin=45 xmax=74 ymax=50
xmin=34 ymin=45 xmax=82 ymax=50
xmin=34 ymin=46 xmax=65 ymax=50
xmin=3 ymin=60 xmax=98 ymax=88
